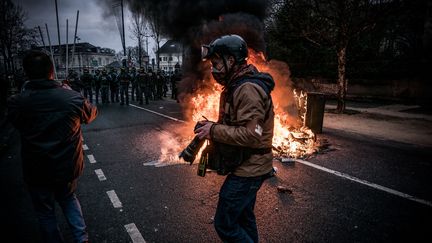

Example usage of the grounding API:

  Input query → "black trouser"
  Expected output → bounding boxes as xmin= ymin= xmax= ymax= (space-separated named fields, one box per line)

xmin=138 ymin=85 xmax=150 ymax=105
xmin=101 ymin=86 xmax=109 ymax=104
xmin=110 ymin=86 xmax=119 ymax=103
xmin=120 ymin=83 xmax=129 ymax=105
xmin=83 ymin=87 xmax=92 ymax=103
xmin=95 ymin=86 xmax=100 ymax=104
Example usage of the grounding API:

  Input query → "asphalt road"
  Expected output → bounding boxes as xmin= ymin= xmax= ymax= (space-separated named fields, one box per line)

xmin=1 ymin=98 xmax=431 ymax=243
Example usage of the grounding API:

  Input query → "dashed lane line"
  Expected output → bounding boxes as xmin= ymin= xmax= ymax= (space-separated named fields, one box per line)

xmin=83 ymin=144 xmax=89 ymax=150
xmin=130 ymin=104 xmax=432 ymax=208
xmin=106 ymin=190 xmax=123 ymax=208
xmin=94 ymin=169 xmax=107 ymax=181
xmin=87 ymin=154 xmax=96 ymax=164
xmin=294 ymin=159 xmax=432 ymax=208
xmin=125 ymin=223 xmax=147 ymax=243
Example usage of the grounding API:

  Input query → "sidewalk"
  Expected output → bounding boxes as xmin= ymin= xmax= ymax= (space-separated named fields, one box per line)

xmin=325 ymin=103 xmax=432 ymax=121
xmin=0 ymin=111 xmax=15 ymax=155
xmin=323 ymin=102 xmax=432 ymax=147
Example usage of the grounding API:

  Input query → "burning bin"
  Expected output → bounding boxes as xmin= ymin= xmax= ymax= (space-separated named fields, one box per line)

xmin=305 ymin=92 xmax=326 ymax=134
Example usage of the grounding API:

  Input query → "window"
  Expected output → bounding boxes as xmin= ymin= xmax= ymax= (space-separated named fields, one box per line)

xmin=168 ymin=56 xmax=173 ymax=61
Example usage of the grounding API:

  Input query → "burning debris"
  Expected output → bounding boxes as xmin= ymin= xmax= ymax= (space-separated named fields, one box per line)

xmin=100 ymin=0 xmax=321 ymax=163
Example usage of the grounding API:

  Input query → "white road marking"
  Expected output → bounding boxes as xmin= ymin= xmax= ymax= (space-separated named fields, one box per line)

xmin=129 ymin=104 xmax=185 ymax=123
xmin=87 ymin=154 xmax=96 ymax=164
xmin=106 ymin=190 xmax=122 ymax=208
xmin=130 ymin=103 xmax=432 ymax=207
xmin=94 ymin=169 xmax=107 ymax=181
xmin=125 ymin=223 xmax=146 ymax=243
xmin=294 ymin=159 xmax=432 ymax=208
xmin=83 ymin=144 xmax=89 ymax=150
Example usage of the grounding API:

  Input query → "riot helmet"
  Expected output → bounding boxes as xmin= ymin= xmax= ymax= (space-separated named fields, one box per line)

xmin=201 ymin=34 xmax=248 ymax=85
xmin=201 ymin=34 xmax=248 ymax=64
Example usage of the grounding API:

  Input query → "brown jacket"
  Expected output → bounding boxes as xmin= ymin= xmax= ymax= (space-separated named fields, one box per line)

xmin=211 ymin=65 xmax=275 ymax=177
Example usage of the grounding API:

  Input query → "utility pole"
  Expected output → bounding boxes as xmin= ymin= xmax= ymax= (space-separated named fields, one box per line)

xmin=121 ymin=0 xmax=126 ymax=67
xmin=45 ymin=23 xmax=57 ymax=80
xmin=66 ymin=19 xmax=69 ymax=75
xmin=37 ymin=26 xmax=46 ymax=51
xmin=71 ymin=10 xmax=79 ymax=72
xmin=55 ymin=0 xmax=62 ymax=78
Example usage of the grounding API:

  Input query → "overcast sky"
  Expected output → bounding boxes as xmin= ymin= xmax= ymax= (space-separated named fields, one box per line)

xmin=15 ymin=0 xmax=158 ymax=57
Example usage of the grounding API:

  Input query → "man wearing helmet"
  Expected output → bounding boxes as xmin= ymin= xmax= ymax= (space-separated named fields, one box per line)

xmin=67 ymin=69 xmax=82 ymax=93
xmin=94 ymin=69 xmax=101 ymax=104
xmin=100 ymin=69 xmax=110 ymax=104
xmin=130 ymin=67 xmax=138 ymax=102
xmin=81 ymin=68 xmax=93 ymax=103
xmin=118 ymin=67 xmax=131 ymax=106
xmin=195 ymin=34 xmax=275 ymax=243
xmin=136 ymin=68 xmax=151 ymax=105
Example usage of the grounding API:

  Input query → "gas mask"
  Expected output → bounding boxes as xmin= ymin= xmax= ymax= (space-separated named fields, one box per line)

xmin=210 ymin=55 xmax=234 ymax=86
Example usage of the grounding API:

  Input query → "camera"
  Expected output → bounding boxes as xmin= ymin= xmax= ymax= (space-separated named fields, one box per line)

xmin=178 ymin=122 xmax=206 ymax=164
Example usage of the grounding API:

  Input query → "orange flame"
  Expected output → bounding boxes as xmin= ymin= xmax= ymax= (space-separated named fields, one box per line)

xmin=157 ymin=49 xmax=316 ymax=164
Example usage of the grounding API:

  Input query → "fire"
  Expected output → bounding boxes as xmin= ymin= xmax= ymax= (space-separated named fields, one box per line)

xmin=247 ymin=49 xmax=317 ymax=158
xmin=156 ymin=49 xmax=317 ymax=164
xmin=190 ymin=84 xmax=222 ymax=122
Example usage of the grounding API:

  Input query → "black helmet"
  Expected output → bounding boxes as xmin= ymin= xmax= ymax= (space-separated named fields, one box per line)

xmin=202 ymin=34 xmax=248 ymax=63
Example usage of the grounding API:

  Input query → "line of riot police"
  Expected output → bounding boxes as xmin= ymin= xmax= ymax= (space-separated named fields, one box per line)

xmin=64 ymin=66 xmax=180 ymax=106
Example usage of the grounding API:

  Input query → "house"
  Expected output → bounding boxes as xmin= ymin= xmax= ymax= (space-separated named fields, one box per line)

xmin=33 ymin=42 xmax=116 ymax=78
xmin=157 ymin=40 xmax=183 ymax=74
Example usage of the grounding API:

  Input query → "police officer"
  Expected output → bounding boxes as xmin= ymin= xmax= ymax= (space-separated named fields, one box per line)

xmin=136 ymin=68 xmax=150 ymax=105
xmin=171 ymin=66 xmax=181 ymax=102
xmin=118 ymin=67 xmax=131 ymax=105
xmin=94 ymin=69 xmax=101 ymax=104
xmin=147 ymin=68 xmax=156 ymax=100
xmin=67 ymin=69 xmax=82 ymax=93
xmin=195 ymin=34 xmax=275 ymax=243
xmin=100 ymin=69 xmax=111 ymax=104
xmin=155 ymin=69 xmax=164 ymax=100
xmin=162 ymin=70 xmax=168 ymax=98
xmin=130 ymin=67 xmax=138 ymax=101
xmin=109 ymin=67 xmax=119 ymax=103
xmin=81 ymin=68 xmax=93 ymax=103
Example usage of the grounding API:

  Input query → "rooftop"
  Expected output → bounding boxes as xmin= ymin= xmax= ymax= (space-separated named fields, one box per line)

xmin=158 ymin=40 xmax=182 ymax=54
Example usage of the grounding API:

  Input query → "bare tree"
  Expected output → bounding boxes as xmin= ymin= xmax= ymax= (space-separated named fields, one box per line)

xmin=147 ymin=10 xmax=164 ymax=70
xmin=130 ymin=8 xmax=147 ymax=68
xmin=0 ymin=0 xmax=26 ymax=75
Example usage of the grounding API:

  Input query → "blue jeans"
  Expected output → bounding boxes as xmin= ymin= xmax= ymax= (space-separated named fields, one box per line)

xmin=214 ymin=174 xmax=266 ymax=243
xmin=28 ymin=180 xmax=88 ymax=243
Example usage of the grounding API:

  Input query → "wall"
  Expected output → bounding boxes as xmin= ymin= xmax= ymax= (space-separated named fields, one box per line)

xmin=293 ymin=78 xmax=431 ymax=103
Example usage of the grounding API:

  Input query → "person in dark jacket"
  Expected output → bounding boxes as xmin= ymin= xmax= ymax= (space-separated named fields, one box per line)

xmin=196 ymin=34 xmax=275 ymax=243
xmin=7 ymin=50 xmax=98 ymax=243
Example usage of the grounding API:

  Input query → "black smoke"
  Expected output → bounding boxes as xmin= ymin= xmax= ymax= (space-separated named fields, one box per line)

xmin=102 ymin=0 xmax=270 ymax=94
